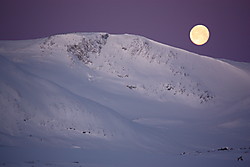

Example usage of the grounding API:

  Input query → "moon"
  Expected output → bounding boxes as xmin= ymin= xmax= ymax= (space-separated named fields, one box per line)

xmin=190 ymin=25 xmax=210 ymax=45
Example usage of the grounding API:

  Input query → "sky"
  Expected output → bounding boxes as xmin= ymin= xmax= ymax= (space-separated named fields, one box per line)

xmin=0 ymin=0 xmax=250 ymax=62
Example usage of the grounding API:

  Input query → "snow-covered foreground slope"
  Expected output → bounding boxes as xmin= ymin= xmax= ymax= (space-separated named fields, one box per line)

xmin=0 ymin=33 xmax=250 ymax=166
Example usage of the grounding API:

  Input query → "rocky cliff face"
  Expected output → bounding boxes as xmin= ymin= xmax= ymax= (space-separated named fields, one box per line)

xmin=36 ymin=33 xmax=250 ymax=106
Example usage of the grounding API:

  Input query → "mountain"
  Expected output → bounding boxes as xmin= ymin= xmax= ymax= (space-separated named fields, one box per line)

xmin=0 ymin=33 xmax=250 ymax=166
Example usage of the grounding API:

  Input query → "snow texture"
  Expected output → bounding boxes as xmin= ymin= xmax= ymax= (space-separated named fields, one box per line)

xmin=0 ymin=33 xmax=250 ymax=166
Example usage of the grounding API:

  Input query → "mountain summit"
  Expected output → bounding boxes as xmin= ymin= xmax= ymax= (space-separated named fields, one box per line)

xmin=0 ymin=33 xmax=250 ymax=166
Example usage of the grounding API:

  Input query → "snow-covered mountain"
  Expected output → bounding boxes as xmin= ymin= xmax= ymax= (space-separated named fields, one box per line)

xmin=0 ymin=33 xmax=250 ymax=166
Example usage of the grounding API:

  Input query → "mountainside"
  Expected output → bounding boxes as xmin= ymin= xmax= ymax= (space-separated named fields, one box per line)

xmin=0 ymin=33 xmax=250 ymax=166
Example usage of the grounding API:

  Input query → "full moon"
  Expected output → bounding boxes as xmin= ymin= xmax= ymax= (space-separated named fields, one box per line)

xmin=190 ymin=25 xmax=210 ymax=45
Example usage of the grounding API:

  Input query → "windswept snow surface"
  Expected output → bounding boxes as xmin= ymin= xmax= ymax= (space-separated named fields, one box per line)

xmin=0 ymin=33 xmax=250 ymax=166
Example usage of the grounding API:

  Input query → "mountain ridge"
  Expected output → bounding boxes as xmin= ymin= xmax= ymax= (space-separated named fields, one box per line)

xmin=1 ymin=32 xmax=250 ymax=108
xmin=0 ymin=32 xmax=250 ymax=166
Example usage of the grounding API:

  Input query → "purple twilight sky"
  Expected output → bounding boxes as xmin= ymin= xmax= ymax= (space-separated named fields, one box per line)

xmin=0 ymin=0 xmax=250 ymax=62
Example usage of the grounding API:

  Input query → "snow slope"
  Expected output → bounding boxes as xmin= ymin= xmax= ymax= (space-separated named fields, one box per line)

xmin=0 ymin=33 xmax=250 ymax=166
